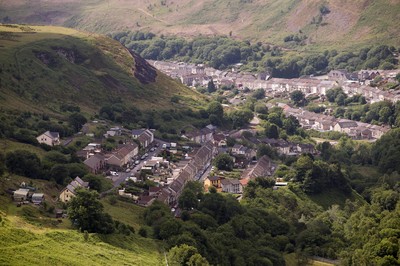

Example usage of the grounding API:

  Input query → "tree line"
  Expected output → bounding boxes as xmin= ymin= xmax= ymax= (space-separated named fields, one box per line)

xmin=110 ymin=31 xmax=399 ymax=78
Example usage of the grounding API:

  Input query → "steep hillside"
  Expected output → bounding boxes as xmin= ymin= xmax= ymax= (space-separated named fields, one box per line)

xmin=0 ymin=24 xmax=204 ymax=114
xmin=1 ymin=0 xmax=399 ymax=50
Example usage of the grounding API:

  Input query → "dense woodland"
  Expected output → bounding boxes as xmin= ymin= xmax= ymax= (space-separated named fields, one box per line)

xmin=110 ymin=31 xmax=399 ymax=78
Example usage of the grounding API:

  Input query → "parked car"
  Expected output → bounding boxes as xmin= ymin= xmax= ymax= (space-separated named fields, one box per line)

xmin=110 ymin=171 xmax=118 ymax=176
xmin=134 ymin=160 xmax=140 ymax=165
xmin=150 ymin=147 xmax=156 ymax=152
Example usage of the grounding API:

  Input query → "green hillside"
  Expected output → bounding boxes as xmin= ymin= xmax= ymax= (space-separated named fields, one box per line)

xmin=0 ymin=24 xmax=204 ymax=114
xmin=1 ymin=0 xmax=399 ymax=50
xmin=0 ymin=214 xmax=163 ymax=265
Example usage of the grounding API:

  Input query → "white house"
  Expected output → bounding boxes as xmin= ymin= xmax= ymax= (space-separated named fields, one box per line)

xmin=36 ymin=131 xmax=60 ymax=146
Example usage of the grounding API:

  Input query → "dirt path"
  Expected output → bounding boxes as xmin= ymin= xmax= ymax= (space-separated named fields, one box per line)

xmin=137 ymin=8 xmax=167 ymax=24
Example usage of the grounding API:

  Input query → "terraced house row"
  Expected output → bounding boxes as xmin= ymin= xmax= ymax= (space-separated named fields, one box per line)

xmin=156 ymin=141 xmax=215 ymax=206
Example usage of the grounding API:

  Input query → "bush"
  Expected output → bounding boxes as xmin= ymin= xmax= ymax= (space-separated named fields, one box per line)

xmin=139 ymin=226 xmax=148 ymax=237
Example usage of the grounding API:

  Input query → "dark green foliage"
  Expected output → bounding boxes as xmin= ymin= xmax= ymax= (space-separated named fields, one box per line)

xmin=168 ymin=244 xmax=208 ymax=266
xmin=252 ymin=88 xmax=265 ymax=100
xmin=113 ymin=31 xmax=398 ymax=77
xmin=67 ymin=189 xmax=115 ymax=234
xmin=68 ymin=113 xmax=87 ymax=132
xmin=0 ymin=152 xmax=5 ymax=177
xmin=5 ymin=150 xmax=42 ymax=178
xmin=372 ymin=128 xmax=400 ymax=173
xmin=292 ymin=155 xmax=351 ymax=194
xmin=227 ymin=109 xmax=253 ymax=129
xmin=257 ymin=144 xmax=276 ymax=159
xmin=207 ymin=80 xmax=216 ymax=93
xmin=265 ymin=123 xmax=279 ymax=139
xmin=83 ymin=174 xmax=112 ymax=192
xmin=206 ymin=101 xmax=223 ymax=118
xmin=179 ymin=189 xmax=198 ymax=210
xmin=50 ymin=164 xmax=70 ymax=185
xmin=290 ymin=90 xmax=305 ymax=106
xmin=326 ymin=87 xmax=345 ymax=103
xmin=213 ymin=153 xmax=234 ymax=171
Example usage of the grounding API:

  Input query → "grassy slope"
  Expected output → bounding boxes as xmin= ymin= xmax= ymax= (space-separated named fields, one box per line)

xmin=1 ymin=0 xmax=399 ymax=50
xmin=0 ymin=176 xmax=163 ymax=265
xmin=0 ymin=217 xmax=163 ymax=265
xmin=0 ymin=24 xmax=205 ymax=114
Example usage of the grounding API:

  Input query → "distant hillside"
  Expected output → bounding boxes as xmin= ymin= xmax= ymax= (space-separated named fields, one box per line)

xmin=1 ymin=0 xmax=399 ymax=51
xmin=0 ymin=24 xmax=204 ymax=115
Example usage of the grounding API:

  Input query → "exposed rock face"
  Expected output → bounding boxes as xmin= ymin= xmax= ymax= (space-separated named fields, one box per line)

xmin=52 ymin=46 xmax=86 ymax=64
xmin=55 ymin=48 xmax=77 ymax=63
xmin=130 ymin=50 xmax=157 ymax=84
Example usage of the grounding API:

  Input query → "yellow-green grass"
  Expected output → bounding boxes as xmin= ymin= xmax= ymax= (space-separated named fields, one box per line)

xmin=308 ymin=188 xmax=363 ymax=210
xmin=0 ymin=216 xmax=163 ymax=265
xmin=353 ymin=165 xmax=381 ymax=180
xmin=0 ymin=139 xmax=46 ymax=158
xmin=0 ymin=175 xmax=163 ymax=265
xmin=101 ymin=197 xmax=146 ymax=231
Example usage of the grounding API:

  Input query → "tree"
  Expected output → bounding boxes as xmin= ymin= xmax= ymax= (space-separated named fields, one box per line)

xmin=179 ymin=189 xmax=198 ymax=210
xmin=335 ymin=94 xmax=346 ymax=106
xmin=68 ymin=189 xmax=114 ymax=234
xmin=267 ymin=113 xmax=282 ymax=127
xmin=207 ymin=79 xmax=216 ymax=93
xmin=228 ymin=109 xmax=253 ymax=129
xmin=50 ymin=164 xmax=70 ymax=185
xmin=252 ymin=88 xmax=265 ymax=100
xmin=213 ymin=153 xmax=234 ymax=171
xmin=168 ymin=244 xmax=202 ymax=266
xmin=255 ymin=104 xmax=268 ymax=114
xmin=283 ymin=115 xmax=300 ymax=135
xmin=68 ymin=113 xmax=87 ymax=132
xmin=290 ymin=90 xmax=305 ymax=106
xmin=187 ymin=253 xmax=210 ymax=266
xmin=207 ymin=101 xmax=223 ymax=118
xmin=83 ymin=174 xmax=111 ymax=193
xmin=257 ymin=144 xmax=274 ymax=159
xmin=5 ymin=150 xmax=42 ymax=179
xmin=265 ymin=124 xmax=279 ymax=139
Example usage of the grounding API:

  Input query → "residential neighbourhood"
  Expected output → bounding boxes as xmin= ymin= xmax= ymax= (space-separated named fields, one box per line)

xmin=148 ymin=60 xmax=400 ymax=103
xmin=29 ymin=63 xmax=397 ymax=212
xmin=278 ymin=103 xmax=390 ymax=140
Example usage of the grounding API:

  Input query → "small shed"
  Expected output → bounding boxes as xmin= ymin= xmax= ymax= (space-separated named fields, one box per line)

xmin=31 ymin=193 xmax=45 ymax=204
xmin=13 ymin=189 xmax=30 ymax=202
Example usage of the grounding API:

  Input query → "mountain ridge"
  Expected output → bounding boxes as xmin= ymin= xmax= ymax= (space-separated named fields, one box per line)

xmin=1 ymin=0 xmax=399 ymax=51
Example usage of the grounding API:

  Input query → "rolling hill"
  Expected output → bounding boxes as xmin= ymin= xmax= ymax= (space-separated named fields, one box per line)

xmin=0 ymin=24 xmax=205 ymax=115
xmin=1 ymin=0 xmax=399 ymax=51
